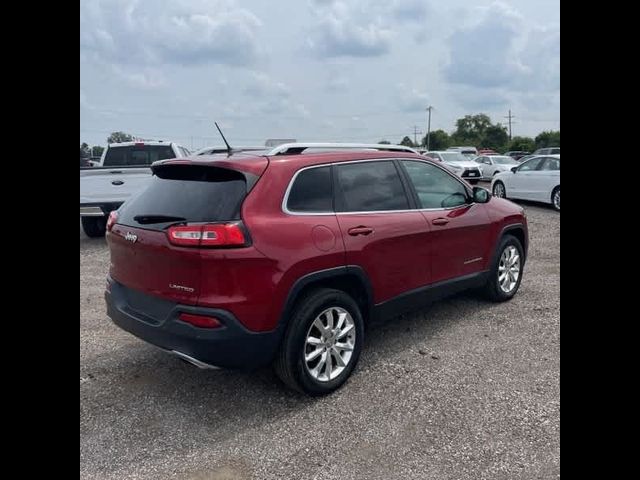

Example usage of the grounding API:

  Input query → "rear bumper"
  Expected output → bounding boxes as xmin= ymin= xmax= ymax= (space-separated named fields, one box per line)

xmin=80 ymin=202 xmax=122 ymax=217
xmin=105 ymin=277 xmax=282 ymax=370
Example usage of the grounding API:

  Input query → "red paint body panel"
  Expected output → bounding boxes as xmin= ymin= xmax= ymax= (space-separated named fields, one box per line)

xmin=336 ymin=212 xmax=431 ymax=303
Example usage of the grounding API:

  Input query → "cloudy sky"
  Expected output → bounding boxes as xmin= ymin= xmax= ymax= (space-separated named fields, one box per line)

xmin=80 ymin=0 xmax=559 ymax=149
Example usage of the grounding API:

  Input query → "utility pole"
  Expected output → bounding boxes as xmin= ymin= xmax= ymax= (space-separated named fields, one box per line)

xmin=412 ymin=126 xmax=423 ymax=147
xmin=504 ymin=109 xmax=514 ymax=140
xmin=426 ymin=106 xmax=433 ymax=150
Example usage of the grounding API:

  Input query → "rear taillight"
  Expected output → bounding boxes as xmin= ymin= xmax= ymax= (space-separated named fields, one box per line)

xmin=178 ymin=313 xmax=222 ymax=329
xmin=106 ymin=210 xmax=118 ymax=232
xmin=167 ymin=223 xmax=247 ymax=248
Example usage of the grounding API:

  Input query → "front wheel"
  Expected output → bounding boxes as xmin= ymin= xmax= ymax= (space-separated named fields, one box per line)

xmin=81 ymin=216 xmax=107 ymax=237
xmin=492 ymin=181 xmax=506 ymax=199
xmin=551 ymin=187 xmax=560 ymax=211
xmin=274 ymin=288 xmax=364 ymax=395
xmin=482 ymin=235 xmax=524 ymax=302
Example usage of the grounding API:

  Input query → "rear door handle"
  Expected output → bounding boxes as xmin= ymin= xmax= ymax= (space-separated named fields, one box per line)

xmin=432 ymin=218 xmax=449 ymax=226
xmin=348 ymin=226 xmax=374 ymax=236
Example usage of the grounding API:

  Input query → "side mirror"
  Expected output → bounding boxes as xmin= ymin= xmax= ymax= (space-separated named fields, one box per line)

xmin=472 ymin=186 xmax=490 ymax=203
xmin=511 ymin=166 xmax=518 ymax=173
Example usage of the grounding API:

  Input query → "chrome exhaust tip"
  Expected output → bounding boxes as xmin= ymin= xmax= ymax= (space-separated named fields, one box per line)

xmin=170 ymin=350 xmax=220 ymax=370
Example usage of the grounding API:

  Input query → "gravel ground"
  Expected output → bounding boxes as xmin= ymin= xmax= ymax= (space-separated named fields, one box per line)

xmin=80 ymin=197 xmax=560 ymax=480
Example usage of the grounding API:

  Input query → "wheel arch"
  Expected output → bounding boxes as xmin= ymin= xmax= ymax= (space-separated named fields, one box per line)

xmin=278 ymin=266 xmax=374 ymax=330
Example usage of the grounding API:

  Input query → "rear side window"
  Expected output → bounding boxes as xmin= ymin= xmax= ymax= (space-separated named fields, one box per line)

xmin=103 ymin=145 xmax=176 ymax=166
xmin=287 ymin=166 xmax=333 ymax=213
xmin=541 ymin=157 xmax=560 ymax=171
xmin=402 ymin=161 xmax=468 ymax=209
xmin=117 ymin=165 xmax=248 ymax=231
xmin=518 ymin=157 xmax=543 ymax=171
xmin=335 ymin=161 xmax=409 ymax=212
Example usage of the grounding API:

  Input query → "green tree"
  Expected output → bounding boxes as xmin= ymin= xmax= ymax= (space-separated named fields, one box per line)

xmin=399 ymin=136 xmax=415 ymax=147
xmin=378 ymin=139 xmax=391 ymax=144
xmin=91 ymin=145 xmax=105 ymax=157
xmin=482 ymin=124 xmax=509 ymax=151
xmin=422 ymin=129 xmax=450 ymax=150
xmin=451 ymin=114 xmax=493 ymax=146
xmin=534 ymin=130 xmax=560 ymax=149
xmin=507 ymin=136 xmax=536 ymax=152
xmin=107 ymin=131 xmax=134 ymax=144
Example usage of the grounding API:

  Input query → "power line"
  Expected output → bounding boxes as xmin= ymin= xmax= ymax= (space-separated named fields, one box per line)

xmin=411 ymin=126 xmax=423 ymax=146
xmin=504 ymin=109 xmax=515 ymax=140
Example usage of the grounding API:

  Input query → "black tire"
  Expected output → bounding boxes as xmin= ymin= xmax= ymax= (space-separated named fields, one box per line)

xmin=81 ymin=216 xmax=107 ymax=238
xmin=274 ymin=288 xmax=364 ymax=395
xmin=492 ymin=181 xmax=507 ymax=199
xmin=482 ymin=234 xmax=525 ymax=302
xmin=551 ymin=186 xmax=560 ymax=212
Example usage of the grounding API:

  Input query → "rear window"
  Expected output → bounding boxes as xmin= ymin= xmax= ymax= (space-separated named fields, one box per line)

xmin=117 ymin=165 xmax=247 ymax=230
xmin=286 ymin=166 xmax=333 ymax=213
xmin=104 ymin=145 xmax=176 ymax=166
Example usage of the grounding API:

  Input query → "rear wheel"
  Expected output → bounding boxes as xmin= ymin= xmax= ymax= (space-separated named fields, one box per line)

xmin=482 ymin=235 xmax=524 ymax=302
xmin=551 ymin=187 xmax=560 ymax=211
xmin=81 ymin=216 xmax=107 ymax=237
xmin=274 ymin=288 xmax=364 ymax=395
xmin=492 ymin=181 xmax=507 ymax=199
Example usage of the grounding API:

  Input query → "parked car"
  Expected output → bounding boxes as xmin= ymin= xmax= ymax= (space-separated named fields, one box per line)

xmin=105 ymin=142 xmax=528 ymax=395
xmin=475 ymin=155 xmax=519 ymax=180
xmin=503 ymin=151 xmax=530 ymax=160
xmin=447 ymin=147 xmax=478 ymax=156
xmin=478 ymin=149 xmax=497 ymax=156
xmin=491 ymin=155 xmax=560 ymax=211
xmin=194 ymin=145 xmax=265 ymax=156
xmin=426 ymin=151 xmax=482 ymax=184
xmin=533 ymin=147 xmax=560 ymax=155
xmin=80 ymin=141 xmax=189 ymax=237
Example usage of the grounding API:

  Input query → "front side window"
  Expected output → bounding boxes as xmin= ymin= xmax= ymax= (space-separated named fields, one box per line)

xmin=335 ymin=161 xmax=409 ymax=212
xmin=286 ymin=166 xmax=333 ymax=213
xmin=401 ymin=161 xmax=468 ymax=209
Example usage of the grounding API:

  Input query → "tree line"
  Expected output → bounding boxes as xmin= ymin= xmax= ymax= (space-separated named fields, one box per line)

xmin=381 ymin=114 xmax=559 ymax=152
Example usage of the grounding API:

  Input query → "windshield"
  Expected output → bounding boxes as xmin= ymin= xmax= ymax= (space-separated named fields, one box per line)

xmin=440 ymin=152 xmax=470 ymax=163
xmin=491 ymin=156 xmax=517 ymax=165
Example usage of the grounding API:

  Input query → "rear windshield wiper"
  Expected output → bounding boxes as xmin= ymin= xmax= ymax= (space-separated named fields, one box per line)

xmin=133 ymin=214 xmax=187 ymax=225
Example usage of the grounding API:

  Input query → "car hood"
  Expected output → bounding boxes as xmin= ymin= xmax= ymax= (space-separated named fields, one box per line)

xmin=445 ymin=161 xmax=480 ymax=168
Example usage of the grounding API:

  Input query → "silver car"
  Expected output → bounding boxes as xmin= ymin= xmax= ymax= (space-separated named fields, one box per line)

xmin=475 ymin=155 xmax=519 ymax=180
xmin=426 ymin=151 xmax=482 ymax=184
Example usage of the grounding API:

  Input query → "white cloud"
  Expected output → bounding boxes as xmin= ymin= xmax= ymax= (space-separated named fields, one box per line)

xmin=111 ymin=65 xmax=167 ymax=89
xmin=443 ymin=1 xmax=560 ymax=112
xmin=396 ymin=83 xmax=431 ymax=112
xmin=80 ymin=0 xmax=263 ymax=67
xmin=307 ymin=1 xmax=393 ymax=58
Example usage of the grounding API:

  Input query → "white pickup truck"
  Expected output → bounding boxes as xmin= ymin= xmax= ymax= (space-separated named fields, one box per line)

xmin=80 ymin=141 xmax=190 ymax=237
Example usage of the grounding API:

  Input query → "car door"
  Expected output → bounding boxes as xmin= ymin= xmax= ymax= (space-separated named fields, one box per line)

xmin=334 ymin=160 xmax=434 ymax=304
xmin=509 ymin=156 xmax=544 ymax=200
xmin=400 ymin=160 xmax=492 ymax=282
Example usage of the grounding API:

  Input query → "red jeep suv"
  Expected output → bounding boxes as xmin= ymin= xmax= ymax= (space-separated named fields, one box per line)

xmin=105 ymin=143 xmax=528 ymax=395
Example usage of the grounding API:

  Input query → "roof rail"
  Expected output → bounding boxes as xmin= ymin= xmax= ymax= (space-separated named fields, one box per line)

xmin=267 ymin=142 xmax=419 ymax=156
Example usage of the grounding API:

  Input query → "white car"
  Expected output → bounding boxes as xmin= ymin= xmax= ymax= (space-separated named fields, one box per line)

xmin=475 ymin=155 xmax=519 ymax=180
xmin=426 ymin=151 xmax=482 ymax=184
xmin=491 ymin=155 xmax=560 ymax=211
